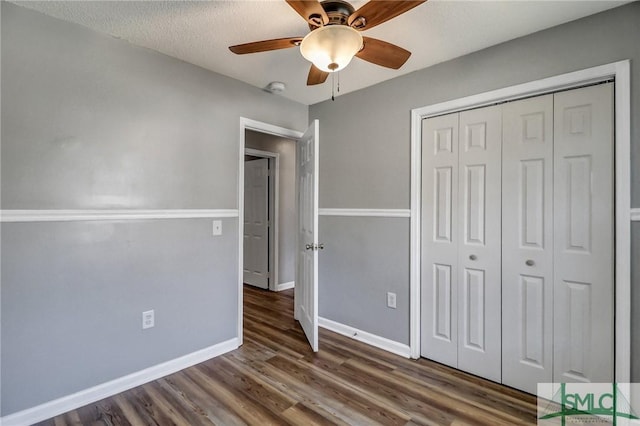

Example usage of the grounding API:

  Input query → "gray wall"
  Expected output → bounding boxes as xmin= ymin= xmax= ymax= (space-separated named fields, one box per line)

xmin=245 ymin=130 xmax=297 ymax=285
xmin=319 ymin=216 xmax=409 ymax=343
xmin=1 ymin=219 xmax=237 ymax=413
xmin=311 ymin=1 xmax=640 ymax=379
xmin=1 ymin=2 xmax=307 ymax=416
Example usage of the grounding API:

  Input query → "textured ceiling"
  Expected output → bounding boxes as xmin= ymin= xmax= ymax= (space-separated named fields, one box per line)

xmin=11 ymin=0 xmax=627 ymax=105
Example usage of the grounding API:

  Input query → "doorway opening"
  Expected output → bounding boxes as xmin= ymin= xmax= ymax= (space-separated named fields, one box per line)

xmin=243 ymin=130 xmax=297 ymax=292
xmin=238 ymin=118 xmax=321 ymax=352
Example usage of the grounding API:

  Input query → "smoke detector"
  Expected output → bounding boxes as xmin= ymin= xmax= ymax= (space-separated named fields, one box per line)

xmin=265 ymin=81 xmax=286 ymax=94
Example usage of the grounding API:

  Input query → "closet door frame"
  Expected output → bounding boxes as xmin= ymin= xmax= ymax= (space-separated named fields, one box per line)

xmin=409 ymin=60 xmax=631 ymax=386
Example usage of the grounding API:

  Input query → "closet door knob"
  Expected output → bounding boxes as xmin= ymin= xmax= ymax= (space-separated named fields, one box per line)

xmin=526 ymin=259 xmax=535 ymax=266
xmin=469 ymin=254 xmax=477 ymax=261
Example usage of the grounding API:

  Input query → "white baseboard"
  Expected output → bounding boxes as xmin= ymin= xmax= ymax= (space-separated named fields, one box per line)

xmin=1 ymin=338 xmax=239 ymax=426
xmin=275 ymin=281 xmax=295 ymax=291
xmin=318 ymin=317 xmax=411 ymax=358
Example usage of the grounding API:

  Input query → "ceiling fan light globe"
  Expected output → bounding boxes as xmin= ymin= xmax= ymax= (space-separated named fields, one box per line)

xmin=300 ymin=25 xmax=363 ymax=73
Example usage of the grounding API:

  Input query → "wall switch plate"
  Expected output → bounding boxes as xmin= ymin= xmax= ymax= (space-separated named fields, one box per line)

xmin=212 ymin=220 xmax=222 ymax=236
xmin=387 ymin=292 xmax=397 ymax=309
xmin=142 ymin=310 xmax=154 ymax=329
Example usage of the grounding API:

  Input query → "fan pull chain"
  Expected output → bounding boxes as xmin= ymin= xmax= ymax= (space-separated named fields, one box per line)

xmin=331 ymin=73 xmax=335 ymax=101
xmin=331 ymin=72 xmax=341 ymax=102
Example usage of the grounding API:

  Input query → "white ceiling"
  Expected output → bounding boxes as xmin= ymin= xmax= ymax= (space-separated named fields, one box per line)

xmin=12 ymin=0 xmax=627 ymax=105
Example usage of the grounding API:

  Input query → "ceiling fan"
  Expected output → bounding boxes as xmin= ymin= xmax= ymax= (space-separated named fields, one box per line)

xmin=229 ymin=0 xmax=426 ymax=86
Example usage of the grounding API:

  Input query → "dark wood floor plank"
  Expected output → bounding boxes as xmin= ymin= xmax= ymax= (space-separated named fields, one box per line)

xmin=127 ymin=386 xmax=176 ymax=425
xmin=198 ymin=357 xmax=297 ymax=417
xmin=146 ymin=380 xmax=214 ymax=426
xmin=234 ymin=355 xmax=385 ymax=425
xmin=326 ymin=358 xmax=457 ymax=425
xmin=93 ymin=398 xmax=132 ymax=426
xmin=266 ymin=354 xmax=412 ymax=425
xmin=186 ymin=363 xmax=286 ymax=425
xmin=36 ymin=285 xmax=537 ymax=426
xmin=164 ymin=371 xmax=246 ymax=425
xmin=111 ymin=394 xmax=147 ymax=426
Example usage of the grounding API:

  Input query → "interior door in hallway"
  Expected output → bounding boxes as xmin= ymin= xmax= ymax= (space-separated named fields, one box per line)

xmin=244 ymin=158 xmax=270 ymax=289
xmin=296 ymin=120 xmax=320 ymax=352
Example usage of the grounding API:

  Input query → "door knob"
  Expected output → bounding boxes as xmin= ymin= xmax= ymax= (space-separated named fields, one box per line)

xmin=526 ymin=259 xmax=535 ymax=266
xmin=305 ymin=243 xmax=324 ymax=251
xmin=469 ymin=254 xmax=477 ymax=261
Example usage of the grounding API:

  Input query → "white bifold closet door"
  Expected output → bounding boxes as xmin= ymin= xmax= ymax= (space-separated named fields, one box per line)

xmin=457 ymin=106 xmax=502 ymax=382
xmin=501 ymin=94 xmax=554 ymax=393
xmin=553 ymin=83 xmax=614 ymax=383
xmin=421 ymin=105 xmax=502 ymax=382
xmin=421 ymin=113 xmax=460 ymax=367
xmin=422 ymin=82 xmax=614 ymax=393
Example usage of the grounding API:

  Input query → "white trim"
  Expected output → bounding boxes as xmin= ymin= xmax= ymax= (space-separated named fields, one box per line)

xmin=245 ymin=148 xmax=279 ymax=159
xmin=241 ymin=118 xmax=304 ymax=141
xmin=631 ymin=208 xmax=640 ymax=221
xmin=0 ymin=209 xmax=238 ymax=222
xmin=410 ymin=60 xmax=632 ymax=385
xmin=245 ymin=148 xmax=281 ymax=292
xmin=413 ymin=62 xmax=622 ymax=120
xmin=239 ymin=118 xmax=303 ymax=345
xmin=275 ymin=281 xmax=295 ymax=291
xmin=319 ymin=208 xmax=411 ymax=218
xmin=319 ymin=317 xmax=411 ymax=358
xmin=613 ymin=60 xmax=632 ymax=384
xmin=409 ymin=108 xmax=422 ymax=359
xmin=0 ymin=338 xmax=239 ymax=426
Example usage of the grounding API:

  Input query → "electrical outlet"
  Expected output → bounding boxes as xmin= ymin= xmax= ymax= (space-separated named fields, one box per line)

xmin=387 ymin=292 xmax=397 ymax=309
xmin=142 ymin=310 xmax=155 ymax=329
xmin=212 ymin=220 xmax=222 ymax=236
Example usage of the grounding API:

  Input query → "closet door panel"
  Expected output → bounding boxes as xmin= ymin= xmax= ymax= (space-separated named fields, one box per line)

xmin=421 ymin=113 xmax=459 ymax=367
xmin=502 ymin=95 xmax=554 ymax=394
xmin=457 ymin=105 xmax=502 ymax=382
xmin=553 ymin=83 xmax=614 ymax=383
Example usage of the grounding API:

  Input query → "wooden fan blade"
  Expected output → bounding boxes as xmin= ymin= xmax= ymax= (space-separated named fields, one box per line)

xmin=229 ymin=37 xmax=303 ymax=54
xmin=356 ymin=36 xmax=411 ymax=69
xmin=307 ymin=64 xmax=329 ymax=85
xmin=286 ymin=0 xmax=329 ymax=26
xmin=348 ymin=0 xmax=426 ymax=30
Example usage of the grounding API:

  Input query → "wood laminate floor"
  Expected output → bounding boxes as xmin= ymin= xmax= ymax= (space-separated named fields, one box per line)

xmin=37 ymin=285 xmax=537 ymax=425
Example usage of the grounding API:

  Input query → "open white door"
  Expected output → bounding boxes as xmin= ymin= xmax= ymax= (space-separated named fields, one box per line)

xmin=243 ymin=158 xmax=270 ymax=289
xmin=295 ymin=120 xmax=319 ymax=352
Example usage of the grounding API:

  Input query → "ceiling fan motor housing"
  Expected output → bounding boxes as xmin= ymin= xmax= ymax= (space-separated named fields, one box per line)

xmin=309 ymin=0 xmax=356 ymax=28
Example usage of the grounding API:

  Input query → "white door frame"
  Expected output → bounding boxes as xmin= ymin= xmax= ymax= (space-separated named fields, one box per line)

xmin=410 ymin=60 xmax=632 ymax=384
xmin=238 ymin=118 xmax=303 ymax=345
xmin=244 ymin=148 xmax=280 ymax=291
